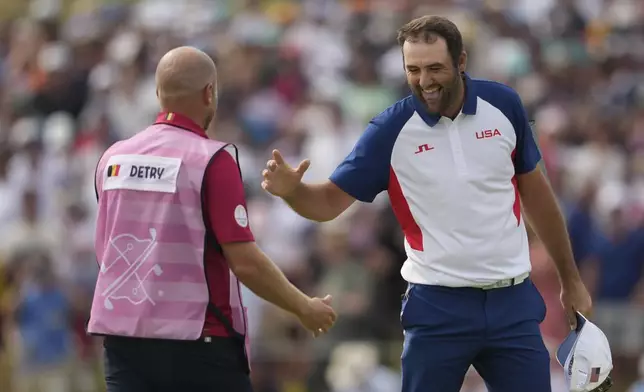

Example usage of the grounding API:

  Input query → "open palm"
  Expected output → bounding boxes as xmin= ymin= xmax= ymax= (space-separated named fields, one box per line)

xmin=261 ymin=149 xmax=310 ymax=198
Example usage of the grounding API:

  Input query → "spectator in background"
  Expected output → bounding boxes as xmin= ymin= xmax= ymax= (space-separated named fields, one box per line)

xmin=628 ymin=354 xmax=644 ymax=392
xmin=314 ymin=223 xmax=373 ymax=341
xmin=31 ymin=41 xmax=89 ymax=120
xmin=11 ymin=250 xmax=73 ymax=392
xmin=0 ymin=241 xmax=12 ymax=392
xmin=0 ymin=188 xmax=59 ymax=264
xmin=324 ymin=342 xmax=401 ymax=392
xmin=0 ymin=146 xmax=18 ymax=239
xmin=340 ymin=49 xmax=397 ymax=126
xmin=60 ymin=202 xmax=99 ymax=392
xmin=581 ymin=208 xmax=644 ymax=302
xmin=566 ymin=181 xmax=602 ymax=266
xmin=0 ymin=0 xmax=643 ymax=391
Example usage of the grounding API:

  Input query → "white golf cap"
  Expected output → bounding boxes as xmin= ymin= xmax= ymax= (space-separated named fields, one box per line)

xmin=557 ymin=312 xmax=613 ymax=392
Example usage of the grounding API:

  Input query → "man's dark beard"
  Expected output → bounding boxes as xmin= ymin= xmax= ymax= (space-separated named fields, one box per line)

xmin=413 ymin=71 xmax=463 ymax=115
xmin=438 ymin=72 xmax=462 ymax=114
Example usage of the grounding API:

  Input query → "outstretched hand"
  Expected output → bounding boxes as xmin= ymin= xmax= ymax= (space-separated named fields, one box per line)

xmin=261 ymin=149 xmax=310 ymax=198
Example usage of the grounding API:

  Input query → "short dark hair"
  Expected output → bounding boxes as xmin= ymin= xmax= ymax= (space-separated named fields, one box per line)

xmin=397 ymin=15 xmax=463 ymax=68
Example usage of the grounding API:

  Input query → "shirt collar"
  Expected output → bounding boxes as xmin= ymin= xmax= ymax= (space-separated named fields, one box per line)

xmin=154 ymin=112 xmax=207 ymax=139
xmin=412 ymin=72 xmax=478 ymax=127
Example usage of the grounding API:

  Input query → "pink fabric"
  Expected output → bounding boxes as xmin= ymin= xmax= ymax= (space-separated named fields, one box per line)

xmin=89 ymin=125 xmax=248 ymax=350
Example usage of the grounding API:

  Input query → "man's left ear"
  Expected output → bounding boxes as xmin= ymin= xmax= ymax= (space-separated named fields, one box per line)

xmin=459 ymin=51 xmax=467 ymax=74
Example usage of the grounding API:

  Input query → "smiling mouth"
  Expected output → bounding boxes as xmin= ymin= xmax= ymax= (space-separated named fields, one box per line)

xmin=422 ymin=86 xmax=441 ymax=101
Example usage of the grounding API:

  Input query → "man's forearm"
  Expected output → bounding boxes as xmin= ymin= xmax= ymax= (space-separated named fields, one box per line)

xmin=230 ymin=246 xmax=310 ymax=316
xmin=283 ymin=182 xmax=338 ymax=222
xmin=529 ymin=208 xmax=580 ymax=285
xmin=520 ymin=171 xmax=582 ymax=286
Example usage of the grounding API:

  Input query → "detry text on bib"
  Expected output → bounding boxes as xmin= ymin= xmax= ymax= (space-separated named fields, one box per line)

xmin=103 ymin=154 xmax=182 ymax=194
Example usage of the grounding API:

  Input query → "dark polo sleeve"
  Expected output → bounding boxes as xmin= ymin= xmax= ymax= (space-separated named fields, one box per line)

xmin=203 ymin=151 xmax=255 ymax=243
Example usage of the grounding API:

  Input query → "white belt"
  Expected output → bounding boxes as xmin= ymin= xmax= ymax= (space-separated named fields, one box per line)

xmin=474 ymin=272 xmax=530 ymax=290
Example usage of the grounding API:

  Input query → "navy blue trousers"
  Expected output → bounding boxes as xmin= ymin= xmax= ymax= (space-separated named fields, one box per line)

xmin=103 ymin=335 xmax=253 ymax=392
xmin=400 ymin=279 xmax=551 ymax=392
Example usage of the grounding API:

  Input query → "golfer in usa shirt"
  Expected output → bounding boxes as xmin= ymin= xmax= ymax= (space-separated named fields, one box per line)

xmin=262 ymin=15 xmax=593 ymax=392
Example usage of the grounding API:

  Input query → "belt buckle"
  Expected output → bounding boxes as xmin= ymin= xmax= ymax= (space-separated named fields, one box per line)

xmin=497 ymin=279 xmax=512 ymax=288
xmin=483 ymin=278 xmax=511 ymax=290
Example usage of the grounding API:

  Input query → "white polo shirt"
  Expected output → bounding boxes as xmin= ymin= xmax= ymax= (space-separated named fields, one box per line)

xmin=330 ymin=74 xmax=542 ymax=287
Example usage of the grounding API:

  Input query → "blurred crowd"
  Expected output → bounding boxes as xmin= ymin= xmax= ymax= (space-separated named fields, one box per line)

xmin=0 ymin=0 xmax=643 ymax=391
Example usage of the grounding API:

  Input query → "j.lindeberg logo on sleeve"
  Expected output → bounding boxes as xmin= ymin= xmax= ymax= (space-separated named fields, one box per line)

xmin=103 ymin=154 xmax=182 ymax=193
